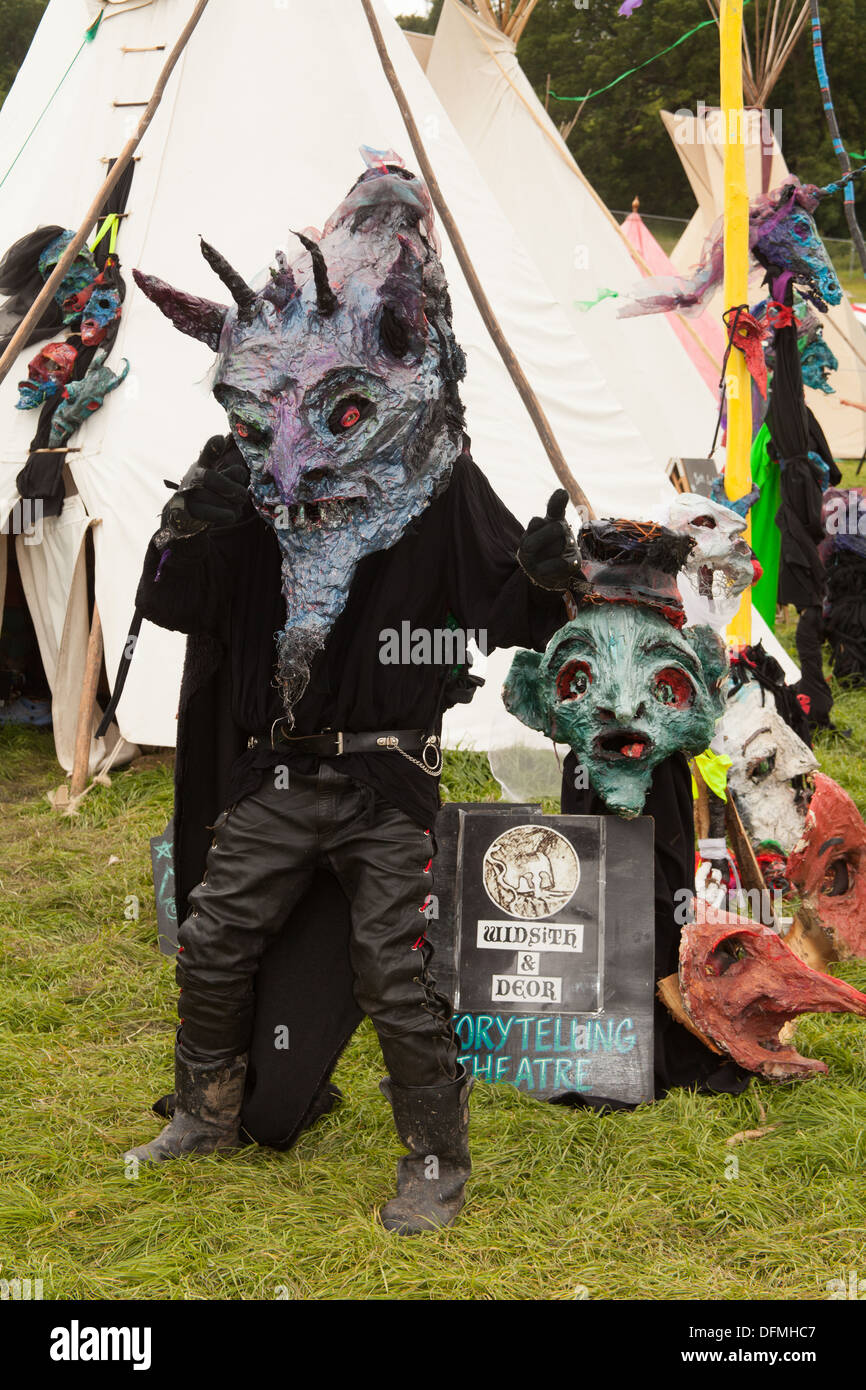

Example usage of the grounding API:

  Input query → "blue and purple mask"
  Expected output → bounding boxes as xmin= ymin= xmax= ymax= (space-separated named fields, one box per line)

xmin=133 ymin=151 xmax=467 ymax=716
xmin=620 ymin=176 xmax=843 ymax=319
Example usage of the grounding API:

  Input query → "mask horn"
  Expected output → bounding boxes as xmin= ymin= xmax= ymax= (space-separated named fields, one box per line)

xmin=200 ymin=237 xmax=258 ymax=324
xmin=132 ymin=269 xmax=227 ymax=350
xmin=293 ymin=231 xmax=338 ymax=315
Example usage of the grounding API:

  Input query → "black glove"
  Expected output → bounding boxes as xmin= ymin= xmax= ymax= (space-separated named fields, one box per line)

xmin=160 ymin=435 xmax=252 ymax=539
xmin=517 ymin=488 xmax=587 ymax=594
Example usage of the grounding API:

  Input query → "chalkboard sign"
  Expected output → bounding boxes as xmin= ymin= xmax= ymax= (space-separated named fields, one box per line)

xmin=667 ymin=455 xmax=719 ymax=498
xmin=426 ymin=801 xmax=541 ymax=1003
xmin=149 ymin=818 xmax=178 ymax=957
xmin=450 ymin=810 xmax=655 ymax=1105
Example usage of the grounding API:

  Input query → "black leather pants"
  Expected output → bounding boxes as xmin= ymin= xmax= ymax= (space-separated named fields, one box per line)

xmin=176 ymin=763 xmax=457 ymax=1088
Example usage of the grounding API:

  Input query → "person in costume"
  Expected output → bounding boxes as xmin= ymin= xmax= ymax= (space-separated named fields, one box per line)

xmin=123 ymin=155 xmax=567 ymax=1234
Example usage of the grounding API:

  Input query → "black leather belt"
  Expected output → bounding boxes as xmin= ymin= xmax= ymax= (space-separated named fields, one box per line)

xmin=247 ymin=726 xmax=442 ymax=774
xmin=265 ymin=726 xmax=428 ymax=754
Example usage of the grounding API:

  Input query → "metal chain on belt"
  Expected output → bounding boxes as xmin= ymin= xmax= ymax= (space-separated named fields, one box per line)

xmin=391 ymin=736 xmax=443 ymax=777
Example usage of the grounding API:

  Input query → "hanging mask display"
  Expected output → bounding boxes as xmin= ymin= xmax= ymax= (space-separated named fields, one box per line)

xmin=619 ymin=176 xmax=842 ymax=319
xmin=724 ymin=306 xmax=768 ymax=398
xmin=16 ymin=341 xmax=78 ymax=410
xmin=38 ymin=229 xmax=101 ymax=324
xmin=80 ymin=283 xmax=122 ymax=345
xmin=48 ymin=347 xmax=129 ymax=446
xmin=503 ymin=520 xmax=728 ymax=818
xmin=761 ymin=296 xmax=839 ymax=394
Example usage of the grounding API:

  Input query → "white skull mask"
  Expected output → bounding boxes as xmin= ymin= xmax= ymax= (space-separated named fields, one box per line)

xmin=665 ymin=494 xmax=757 ymax=629
xmin=711 ymin=683 xmax=817 ymax=853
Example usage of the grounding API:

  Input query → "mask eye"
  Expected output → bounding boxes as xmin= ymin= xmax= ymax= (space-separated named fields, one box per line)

xmin=328 ymin=394 xmax=374 ymax=434
xmin=822 ymin=858 xmax=851 ymax=897
xmin=380 ymin=305 xmax=410 ymax=359
xmin=653 ymin=667 xmax=694 ymax=708
xmin=231 ymin=415 xmax=270 ymax=447
xmin=692 ymin=515 xmax=717 ymax=528
xmin=556 ymin=659 xmax=592 ymax=701
xmin=746 ymin=751 xmax=776 ymax=783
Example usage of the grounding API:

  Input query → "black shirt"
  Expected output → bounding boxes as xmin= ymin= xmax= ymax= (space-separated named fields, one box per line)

xmin=137 ymin=444 xmax=564 ymax=826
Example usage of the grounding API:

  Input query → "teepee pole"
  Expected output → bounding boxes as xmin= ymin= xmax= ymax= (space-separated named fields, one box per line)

xmin=70 ymin=604 xmax=104 ymax=800
xmin=809 ymin=0 xmax=866 ymax=274
xmin=359 ymin=0 xmax=595 ymax=518
xmin=0 ymin=0 xmax=211 ymax=388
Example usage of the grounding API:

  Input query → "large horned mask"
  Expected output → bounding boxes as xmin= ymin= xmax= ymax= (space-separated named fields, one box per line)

xmin=134 ymin=151 xmax=466 ymax=717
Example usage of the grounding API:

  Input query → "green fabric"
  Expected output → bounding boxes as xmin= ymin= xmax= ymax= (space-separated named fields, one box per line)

xmin=750 ymin=422 xmax=781 ymax=631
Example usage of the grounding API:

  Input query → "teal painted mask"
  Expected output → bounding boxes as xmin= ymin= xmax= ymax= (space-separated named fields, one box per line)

xmin=504 ymin=605 xmax=727 ymax=818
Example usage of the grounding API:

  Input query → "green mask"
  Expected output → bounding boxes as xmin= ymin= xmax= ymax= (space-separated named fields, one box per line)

xmin=504 ymin=604 xmax=727 ymax=818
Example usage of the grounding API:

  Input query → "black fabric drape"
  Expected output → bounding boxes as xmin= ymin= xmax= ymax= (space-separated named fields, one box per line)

xmin=136 ymin=443 xmax=564 ymax=836
xmin=765 ymin=275 xmax=833 ymax=723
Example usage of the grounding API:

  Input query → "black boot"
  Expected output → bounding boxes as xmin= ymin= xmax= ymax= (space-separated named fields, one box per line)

xmin=379 ymin=1068 xmax=473 ymax=1234
xmin=124 ymin=1044 xmax=247 ymax=1165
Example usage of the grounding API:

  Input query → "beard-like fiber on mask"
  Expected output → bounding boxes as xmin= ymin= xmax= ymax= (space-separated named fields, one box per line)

xmin=271 ymin=386 xmax=456 ymax=722
xmin=262 ymin=169 xmax=462 ymax=721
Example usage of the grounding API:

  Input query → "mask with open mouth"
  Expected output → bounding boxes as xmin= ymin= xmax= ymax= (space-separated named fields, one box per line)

xmin=503 ymin=522 xmax=728 ymax=817
xmin=680 ymin=908 xmax=866 ymax=1078
xmin=134 ymin=149 xmax=465 ymax=718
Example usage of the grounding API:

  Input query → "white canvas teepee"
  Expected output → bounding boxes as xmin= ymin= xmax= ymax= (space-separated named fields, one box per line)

xmin=424 ymin=0 xmax=724 ymax=471
xmin=661 ymin=106 xmax=866 ymax=460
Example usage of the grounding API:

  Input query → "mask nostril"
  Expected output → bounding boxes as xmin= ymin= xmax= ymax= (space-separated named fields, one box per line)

xmin=303 ymin=467 xmax=329 ymax=486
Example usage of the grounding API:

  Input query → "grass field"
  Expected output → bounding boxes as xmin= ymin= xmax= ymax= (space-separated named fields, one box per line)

xmin=2 ymin=572 xmax=866 ymax=1302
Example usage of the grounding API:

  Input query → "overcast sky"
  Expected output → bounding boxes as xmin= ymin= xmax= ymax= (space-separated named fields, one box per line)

xmin=382 ymin=0 xmax=431 ymax=17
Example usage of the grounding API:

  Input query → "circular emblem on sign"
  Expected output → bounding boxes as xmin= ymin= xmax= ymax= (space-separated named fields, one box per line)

xmin=482 ymin=825 xmax=579 ymax=920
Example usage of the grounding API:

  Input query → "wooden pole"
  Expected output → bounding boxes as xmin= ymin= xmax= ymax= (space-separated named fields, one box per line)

xmin=0 ymin=0 xmax=211 ymax=388
xmin=809 ymin=0 xmax=866 ymax=274
xmin=360 ymin=0 xmax=595 ymax=518
xmin=70 ymin=605 xmax=104 ymax=800
xmin=721 ymin=0 xmax=753 ymax=648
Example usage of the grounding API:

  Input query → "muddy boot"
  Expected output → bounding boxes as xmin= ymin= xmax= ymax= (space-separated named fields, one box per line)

xmin=379 ymin=1068 xmax=473 ymax=1234
xmin=124 ymin=1044 xmax=248 ymax=1165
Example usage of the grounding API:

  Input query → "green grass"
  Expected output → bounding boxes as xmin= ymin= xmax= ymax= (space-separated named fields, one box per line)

xmin=2 ymin=694 xmax=866 ymax=1301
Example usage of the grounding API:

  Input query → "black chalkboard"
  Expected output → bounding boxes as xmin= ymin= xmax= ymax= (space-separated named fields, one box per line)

xmin=449 ymin=810 xmax=655 ymax=1105
xmin=668 ymin=455 xmax=719 ymax=498
xmin=425 ymin=801 xmax=541 ymax=1003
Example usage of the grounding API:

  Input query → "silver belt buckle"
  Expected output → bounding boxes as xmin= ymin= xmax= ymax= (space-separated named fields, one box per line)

xmin=335 ymin=731 xmax=344 ymax=755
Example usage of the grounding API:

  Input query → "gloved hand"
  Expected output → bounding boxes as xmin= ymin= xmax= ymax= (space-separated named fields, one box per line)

xmin=161 ymin=435 xmax=252 ymax=539
xmin=517 ymin=488 xmax=587 ymax=594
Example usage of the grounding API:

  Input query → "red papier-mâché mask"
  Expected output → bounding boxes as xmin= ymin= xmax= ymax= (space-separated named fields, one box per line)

xmin=786 ymin=772 xmax=866 ymax=960
xmin=680 ymin=904 xmax=866 ymax=1078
